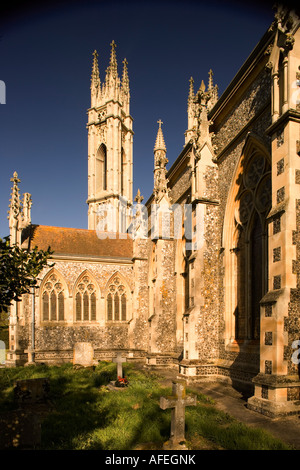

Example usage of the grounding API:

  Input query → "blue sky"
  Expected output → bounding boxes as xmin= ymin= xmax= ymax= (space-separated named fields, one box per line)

xmin=0 ymin=0 xmax=275 ymax=238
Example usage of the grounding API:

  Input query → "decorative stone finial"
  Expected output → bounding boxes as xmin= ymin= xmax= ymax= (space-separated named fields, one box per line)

xmin=134 ymin=189 xmax=144 ymax=204
xmin=122 ymin=58 xmax=129 ymax=92
xmin=154 ymin=119 xmax=166 ymax=152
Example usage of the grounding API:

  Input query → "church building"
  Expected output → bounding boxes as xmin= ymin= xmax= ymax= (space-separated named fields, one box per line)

xmin=6 ymin=5 xmax=300 ymax=417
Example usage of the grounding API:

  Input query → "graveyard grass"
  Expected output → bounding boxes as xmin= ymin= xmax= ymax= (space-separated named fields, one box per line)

xmin=0 ymin=362 xmax=291 ymax=450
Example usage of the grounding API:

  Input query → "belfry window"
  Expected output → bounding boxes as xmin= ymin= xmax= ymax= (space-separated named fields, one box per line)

xmin=234 ymin=150 xmax=271 ymax=340
xmin=106 ymin=276 xmax=127 ymax=322
xmin=96 ymin=143 xmax=107 ymax=192
xmin=42 ymin=273 xmax=65 ymax=322
xmin=75 ymin=275 xmax=97 ymax=322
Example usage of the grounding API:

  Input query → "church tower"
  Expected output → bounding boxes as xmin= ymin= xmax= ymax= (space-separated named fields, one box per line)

xmin=86 ymin=41 xmax=133 ymax=232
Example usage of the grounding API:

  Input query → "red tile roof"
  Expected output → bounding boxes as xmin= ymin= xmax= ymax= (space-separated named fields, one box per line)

xmin=22 ymin=225 xmax=133 ymax=259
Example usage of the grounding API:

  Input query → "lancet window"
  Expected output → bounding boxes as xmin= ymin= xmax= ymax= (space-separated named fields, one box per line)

xmin=234 ymin=149 xmax=271 ymax=340
xmin=75 ymin=274 xmax=97 ymax=322
xmin=96 ymin=143 xmax=107 ymax=192
xmin=42 ymin=272 xmax=65 ymax=322
xmin=106 ymin=276 xmax=127 ymax=322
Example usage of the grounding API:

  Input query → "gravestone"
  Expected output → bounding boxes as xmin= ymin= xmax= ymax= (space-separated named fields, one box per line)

xmin=113 ymin=352 xmax=126 ymax=379
xmin=1 ymin=377 xmax=51 ymax=449
xmin=14 ymin=377 xmax=50 ymax=405
xmin=73 ymin=342 xmax=94 ymax=367
xmin=160 ymin=380 xmax=197 ymax=450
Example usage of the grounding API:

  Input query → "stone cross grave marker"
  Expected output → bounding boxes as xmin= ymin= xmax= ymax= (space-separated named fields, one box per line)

xmin=160 ymin=380 xmax=197 ymax=449
xmin=113 ymin=352 xmax=126 ymax=379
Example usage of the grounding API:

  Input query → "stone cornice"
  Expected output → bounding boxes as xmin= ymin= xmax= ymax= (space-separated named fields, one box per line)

xmin=50 ymin=253 xmax=133 ymax=264
xmin=265 ymin=109 xmax=300 ymax=136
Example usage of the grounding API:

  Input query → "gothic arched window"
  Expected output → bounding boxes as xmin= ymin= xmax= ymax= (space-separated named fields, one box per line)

xmin=41 ymin=272 xmax=65 ymax=322
xmin=96 ymin=143 xmax=107 ymax=193
xmin=234 ymin=150 xmax=271 ymax=340
xmin=106 ymin=275 xmax=128 ymax=322
xmin=75 ymin=274 xmax=97 ymax=322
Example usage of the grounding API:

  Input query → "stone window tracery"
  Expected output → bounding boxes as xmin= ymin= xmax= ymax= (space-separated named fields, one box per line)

xmin=234 ymin=149 xmax=271 ymax=340
xmin=106 ymin=276 xmax=127 ymax=322
xmin=42 ymin=273 xmax=65 ymax=322
xmin=75 ymin=274 xmax=97 ymax=322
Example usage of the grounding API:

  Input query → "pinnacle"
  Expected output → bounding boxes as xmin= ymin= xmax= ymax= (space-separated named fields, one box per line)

xmin=108 ymin=39 xmax=118 ymax=78
xmin=208 ymin=69 xmax=214 ymax=90
xmin=154 ymin=120 xmax=166 ymax=152
xmin=10 ymin=171 xmax=20 ymax=184
xmin=122 ymin=58 xmax=129 ymax=90
xmin=134 ymin=189 xmax=144 ymax=204
xmin=91 ymin=49 xmax=100 ymax=86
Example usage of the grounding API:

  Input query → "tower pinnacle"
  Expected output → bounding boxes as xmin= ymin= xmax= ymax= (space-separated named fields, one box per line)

xmin=107 ymin=40 xmax=118 ymax=79
xmin=91 ymin=50 xmax=100 ymax=85
xmin=153 ymin=120 xmax=169 ymax=203
xmin=122 ymin=58 xmax=129 ymax=92
xmin=154 ymin=119 xmax=166 ymax=152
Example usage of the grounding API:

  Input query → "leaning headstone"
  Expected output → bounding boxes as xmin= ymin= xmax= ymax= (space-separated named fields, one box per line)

xmin=73 ymin=342 xmax=94 ymax=367
xmin=14 ymin=377 xmax=50 ymax=405
xmin=160 ymin=380 xmax=197 ymax=450
xmin=0 ymin=340 xmax=5 ymax=365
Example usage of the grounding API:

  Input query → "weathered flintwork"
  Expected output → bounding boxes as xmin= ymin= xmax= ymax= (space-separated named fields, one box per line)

xmin=6 ymin=6 xmax=300 ymax=417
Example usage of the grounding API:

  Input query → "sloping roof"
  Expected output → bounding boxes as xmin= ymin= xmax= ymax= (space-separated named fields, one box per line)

xmin=22 ymin=225 xmax=133 ymax=259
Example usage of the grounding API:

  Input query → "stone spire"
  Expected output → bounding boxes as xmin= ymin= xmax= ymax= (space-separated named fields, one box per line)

xmin=153 ymin=120 xmax=169 ymax=203
xmin=154 ymin=119 xmax=167 ymax=152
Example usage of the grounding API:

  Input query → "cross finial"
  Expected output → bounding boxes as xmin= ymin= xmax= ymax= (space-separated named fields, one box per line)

xmin=157 ymin=119 xmax=163 ymax=128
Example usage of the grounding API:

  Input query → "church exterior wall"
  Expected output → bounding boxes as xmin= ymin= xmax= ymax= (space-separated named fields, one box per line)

xmin=5 ymin=7 xmax=300 ymax=417
xmin=209 ymin=63 xmax=273 ymax=385
xmin=10 ymin=258 xmax=145 ymax=364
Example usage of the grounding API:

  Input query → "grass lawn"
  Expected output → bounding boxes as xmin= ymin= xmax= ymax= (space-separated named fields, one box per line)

xmin=0 ymin=362 xmax=291 ymax=450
